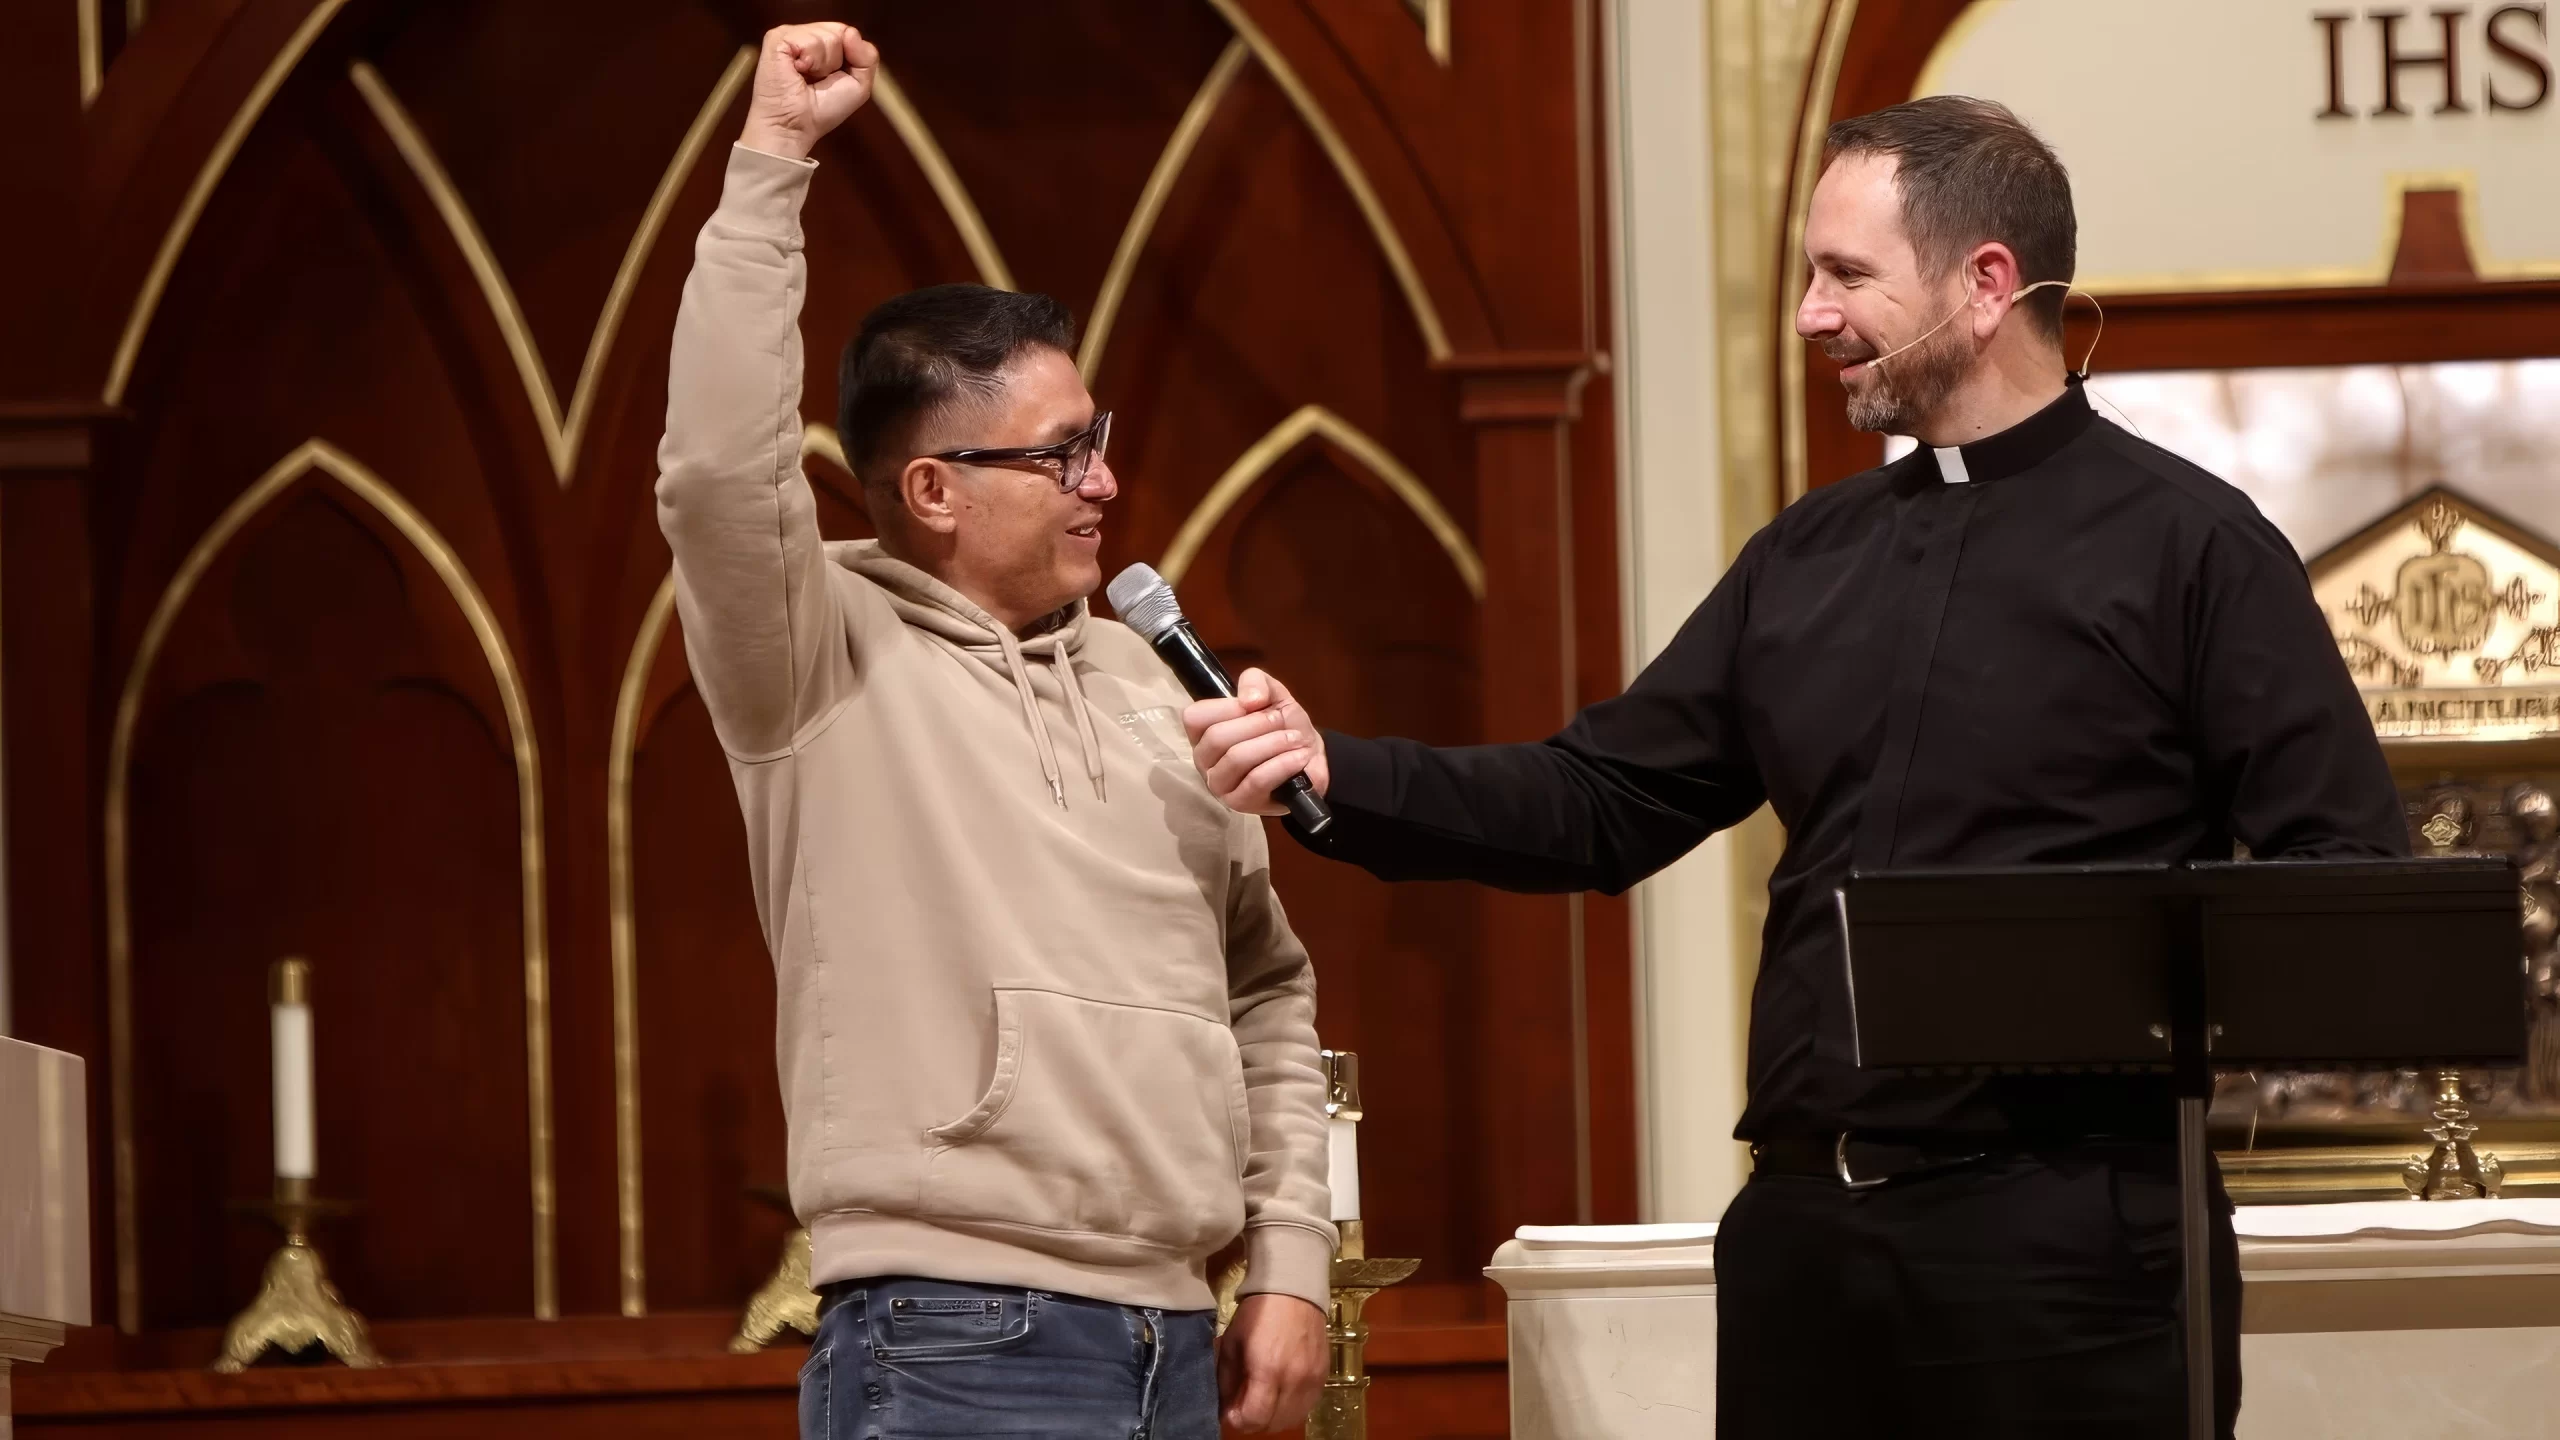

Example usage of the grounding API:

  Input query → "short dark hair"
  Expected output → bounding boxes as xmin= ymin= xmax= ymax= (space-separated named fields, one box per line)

xmin=837 ymin=284 xmax=1078 ymax=488
xmin=1822 ymin=96 xmax=2076 ymax=340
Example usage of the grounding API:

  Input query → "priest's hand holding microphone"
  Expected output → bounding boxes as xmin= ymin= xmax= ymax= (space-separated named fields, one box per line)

xmin=1108 ymin=566 xmax=1331 ymax=826
xmin=1186 ymin=672 xmax=1329 ymax=817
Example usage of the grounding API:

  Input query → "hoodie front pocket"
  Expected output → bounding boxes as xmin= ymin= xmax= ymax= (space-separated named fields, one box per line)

xmin=925 ymin=988 xmax=1248 ymax=1254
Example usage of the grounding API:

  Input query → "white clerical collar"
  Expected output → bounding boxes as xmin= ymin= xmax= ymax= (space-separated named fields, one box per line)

xmin=1932 ymin=446 xmax=1972 ymax=485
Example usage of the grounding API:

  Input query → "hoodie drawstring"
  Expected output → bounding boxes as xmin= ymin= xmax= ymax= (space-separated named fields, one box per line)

xmin=994 ymin=626 xmax=1107 ymax=809
xmin=995 ymin=627 xmax=1067 ymax=808
xmin=1054 ymin=649 xmax=1107 ymax=804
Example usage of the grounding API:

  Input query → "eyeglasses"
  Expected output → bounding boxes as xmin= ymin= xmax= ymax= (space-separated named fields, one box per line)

xmin=930 ymin=411 xmax=1112 ymax=493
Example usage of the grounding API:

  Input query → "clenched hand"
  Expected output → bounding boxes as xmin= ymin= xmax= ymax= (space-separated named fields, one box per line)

xmin=1218 ymin=1292 xmax=1329 ymax=1433
xmin=739 ymin=22 xmax=878 ymax=161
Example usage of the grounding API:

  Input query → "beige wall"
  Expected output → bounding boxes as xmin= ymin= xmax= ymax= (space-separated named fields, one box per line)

xmin=1606 ymin=0 xmax=1827 ymax=1223
xmin=1921 ymin=0 xmax=2560 ymax=290
xmin=1609 ymin=0 xmax=1749 ymax=1223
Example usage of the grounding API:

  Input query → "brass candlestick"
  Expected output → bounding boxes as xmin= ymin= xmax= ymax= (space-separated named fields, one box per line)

xmin=1308 ymin=1219 xmax=1419 ymax=1440
xmin=729 ymin=1185 xmax=819 ymax=1352
xmin=2404 ymin=1069 xmax=2504 ymax=1200
xmin=1305 ymin=1049 xmax=1417 ymax=1440
xmin=212 ymin=1176 xmax=380 ymax=1371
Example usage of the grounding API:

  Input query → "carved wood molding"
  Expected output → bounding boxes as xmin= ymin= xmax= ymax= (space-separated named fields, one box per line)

xmin=1438 ymin=351 xmax=1594 ymax=425
xmin=0 ymin=404 xmax=121 ymax=476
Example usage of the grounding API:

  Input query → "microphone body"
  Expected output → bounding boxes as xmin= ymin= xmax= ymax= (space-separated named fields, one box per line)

xmin=1144 ymin=621 xmax=1333 ymax=835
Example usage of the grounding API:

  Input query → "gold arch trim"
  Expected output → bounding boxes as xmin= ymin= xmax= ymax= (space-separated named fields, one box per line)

xmin=606 ymin=571 xmax=681 ymax=1317
xmin=103 ymin=0 xmax=354 ymax=404
xmin=1778 ymin=0 xmax=1861 ymax=504
xmin=1201 ymin=0 xmax=1452 ymax=359
xmin=349 ymin=53 xmax=756 ymax=485
xmin=104 ymin=439 xmax=556 ymax=1330
xmin=1160 ymin=404 xmax=1482 ymax=598
xmin=1080 ymin=39 xmax=1252 ymax=386
xmin=871 ymin=66 xmax=1016 ymax=291
xmin=582 ymin=48 xmax=759 ymax=459
xmin=1406 ymin=0 xmax=1453 ymax=66
xmin=78 ymin=0 xmax=104 ymax=106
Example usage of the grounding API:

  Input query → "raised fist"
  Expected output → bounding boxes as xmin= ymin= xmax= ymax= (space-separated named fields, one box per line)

xmin=739 ymin=23 xmax=877 ymax=161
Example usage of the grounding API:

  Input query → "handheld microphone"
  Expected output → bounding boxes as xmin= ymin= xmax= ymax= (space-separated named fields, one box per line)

xmin=1106 ymin=563 xmax=1333 ymax=835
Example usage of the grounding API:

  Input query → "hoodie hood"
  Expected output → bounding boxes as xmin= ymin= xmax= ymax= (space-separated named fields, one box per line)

xmin=836 ymin=539 xmax=1106 ymax=808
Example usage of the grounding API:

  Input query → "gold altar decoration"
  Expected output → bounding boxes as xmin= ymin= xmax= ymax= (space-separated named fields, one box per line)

xmin=1309 ymin=1219 xmax=1420 ymax=1440
xmin=1307 ymin=1050 xmax=1416 ymax=1440
xmin=2320 ymin=489 xmax=2560 ymax=743
xmin=2405 ymin=1070 xmax=2505 ymax=1200
xmin=2218 ymin=486 xmax=2560 ymax=1199
xmin=729 ymin=1186 xmax=819 ymax=1352
xmin=728 ymin=1227 xmax=820 ymax=1353
xmin=212 ymin=1176 xmax=380 ymax=1372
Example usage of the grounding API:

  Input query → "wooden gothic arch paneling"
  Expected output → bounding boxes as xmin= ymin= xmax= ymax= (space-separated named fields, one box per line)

xmin=105 ymin=439 xmax=552 ymax=1329
xmin=10 ymin=5 xmax=1618 ymax=1434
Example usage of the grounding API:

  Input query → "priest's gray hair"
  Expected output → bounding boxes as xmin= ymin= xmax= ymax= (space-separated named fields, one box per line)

xmin=1822 ymin=96 xmax=2077 ymax=342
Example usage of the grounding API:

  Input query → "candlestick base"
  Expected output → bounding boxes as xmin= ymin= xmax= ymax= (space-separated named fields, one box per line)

xmin=212 ymin=1185 xmax=378 ymax=1373
xmin=1306 ymin=1221 xmax=1418 ymax=1440
xmin=727 ymin=1227 xmax=821 ymax=1353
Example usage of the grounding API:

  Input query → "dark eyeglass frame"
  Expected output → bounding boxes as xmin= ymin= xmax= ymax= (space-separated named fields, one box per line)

xmin=929 ymin=411 xmax=1113 ymax=493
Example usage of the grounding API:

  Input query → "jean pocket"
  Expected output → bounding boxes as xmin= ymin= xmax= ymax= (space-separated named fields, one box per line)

xmin=797 ymin=1342 xmax=830 ymax=1437
xmin=870 ymin=1289 xmax=1035 ymax=1365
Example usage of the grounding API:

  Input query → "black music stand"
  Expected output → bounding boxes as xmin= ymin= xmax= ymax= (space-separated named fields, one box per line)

xmin=1838 ymin=858 xmax=2522 ymax=1440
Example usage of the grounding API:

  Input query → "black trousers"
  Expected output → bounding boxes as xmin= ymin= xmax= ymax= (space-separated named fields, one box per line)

xmin=1716 ymin=1144 xmax=2240 ymax=1439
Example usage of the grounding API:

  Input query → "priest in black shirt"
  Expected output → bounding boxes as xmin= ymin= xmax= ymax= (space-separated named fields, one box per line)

xmin=1184 ymin=97 xmax=2406 ymax=1437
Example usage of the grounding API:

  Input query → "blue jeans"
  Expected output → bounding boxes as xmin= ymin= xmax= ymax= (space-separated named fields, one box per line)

xmin=801 ymin=1277 xmax=1219 ymax=1439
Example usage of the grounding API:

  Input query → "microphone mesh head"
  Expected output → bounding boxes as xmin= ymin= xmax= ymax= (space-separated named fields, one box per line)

xmin=1106 ymin=563 xmax=1187 ymax=641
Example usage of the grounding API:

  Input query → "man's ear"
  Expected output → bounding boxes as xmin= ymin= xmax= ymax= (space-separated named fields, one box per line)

xmin=900 ymin=456 xmax=959 ymax=534
xmin=1967 ymin=240 xmax=2024 ymax=337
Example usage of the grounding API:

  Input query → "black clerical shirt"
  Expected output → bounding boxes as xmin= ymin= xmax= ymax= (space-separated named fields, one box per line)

xmin=1299 ymin=377 xmax=2408 ymax=1143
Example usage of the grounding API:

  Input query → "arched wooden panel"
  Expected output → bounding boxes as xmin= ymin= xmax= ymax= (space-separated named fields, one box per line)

xmin=97 ymin=103 xmax=564 ymax=1325
xmin=1168 ymin=436 xmax=1484 ymax=1283
xmin=852 ymin=0 xmax=1239 ymax=314
xmin=1089 ymin=59 xmax=1474 ymax=578
xmin=628 ymin=672 xmax=790 ymax=1314
xmin=124 ymin=478 xmax=535 ymax=1328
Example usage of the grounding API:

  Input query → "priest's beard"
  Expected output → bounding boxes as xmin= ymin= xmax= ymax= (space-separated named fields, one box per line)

xmin=1834 ymin=307 xmax=1972 ymax=434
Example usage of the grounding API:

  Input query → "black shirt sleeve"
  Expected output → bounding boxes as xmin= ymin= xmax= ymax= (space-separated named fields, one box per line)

xmin=2187 ymin=517 xmax=2409 ymax=859
xmin=1292 ymin=536 xmax=1770 ymax=894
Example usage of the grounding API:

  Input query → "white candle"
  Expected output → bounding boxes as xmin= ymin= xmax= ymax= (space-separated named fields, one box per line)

xmin=271 ymin=959 xmax=315 ymax=1181
xmin=1327 ymin=1113 xmax=1362 ymax=1222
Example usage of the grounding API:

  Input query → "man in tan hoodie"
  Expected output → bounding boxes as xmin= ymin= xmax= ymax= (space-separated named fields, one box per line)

xmin=655 ymin=23 xmax=1335 ymax=1438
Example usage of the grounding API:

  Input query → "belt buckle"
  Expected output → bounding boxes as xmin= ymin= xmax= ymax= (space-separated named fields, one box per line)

xmin=1834 ymin=1133 xmax=1890 ymax=1190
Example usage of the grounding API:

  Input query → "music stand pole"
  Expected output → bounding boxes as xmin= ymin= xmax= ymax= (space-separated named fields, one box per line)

xmin=2176 ymin=1093 xmax=2213 ymax=1439
xmin=2168 ymin=894 xmax=2214 ymax=1440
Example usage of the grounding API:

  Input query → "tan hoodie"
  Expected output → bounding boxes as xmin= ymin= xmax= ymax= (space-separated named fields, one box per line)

xmin=653 ymin=144 xmax=1336 ymax=1313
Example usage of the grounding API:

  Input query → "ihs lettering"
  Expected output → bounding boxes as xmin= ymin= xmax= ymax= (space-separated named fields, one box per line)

xmin=2315 ymin=5 xmax=2554 ymax=117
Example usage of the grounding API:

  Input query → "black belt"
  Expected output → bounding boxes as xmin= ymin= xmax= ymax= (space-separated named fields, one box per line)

xmin=1752 ymin=1132 xmax=2173 ymax=1189
xmin=1749 ymin=1133 xmax=1995 ymax=1189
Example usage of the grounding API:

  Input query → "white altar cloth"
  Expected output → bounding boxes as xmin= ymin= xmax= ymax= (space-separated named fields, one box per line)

xmin=1488 ymin=1201 xmax=2560 ymax=1438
